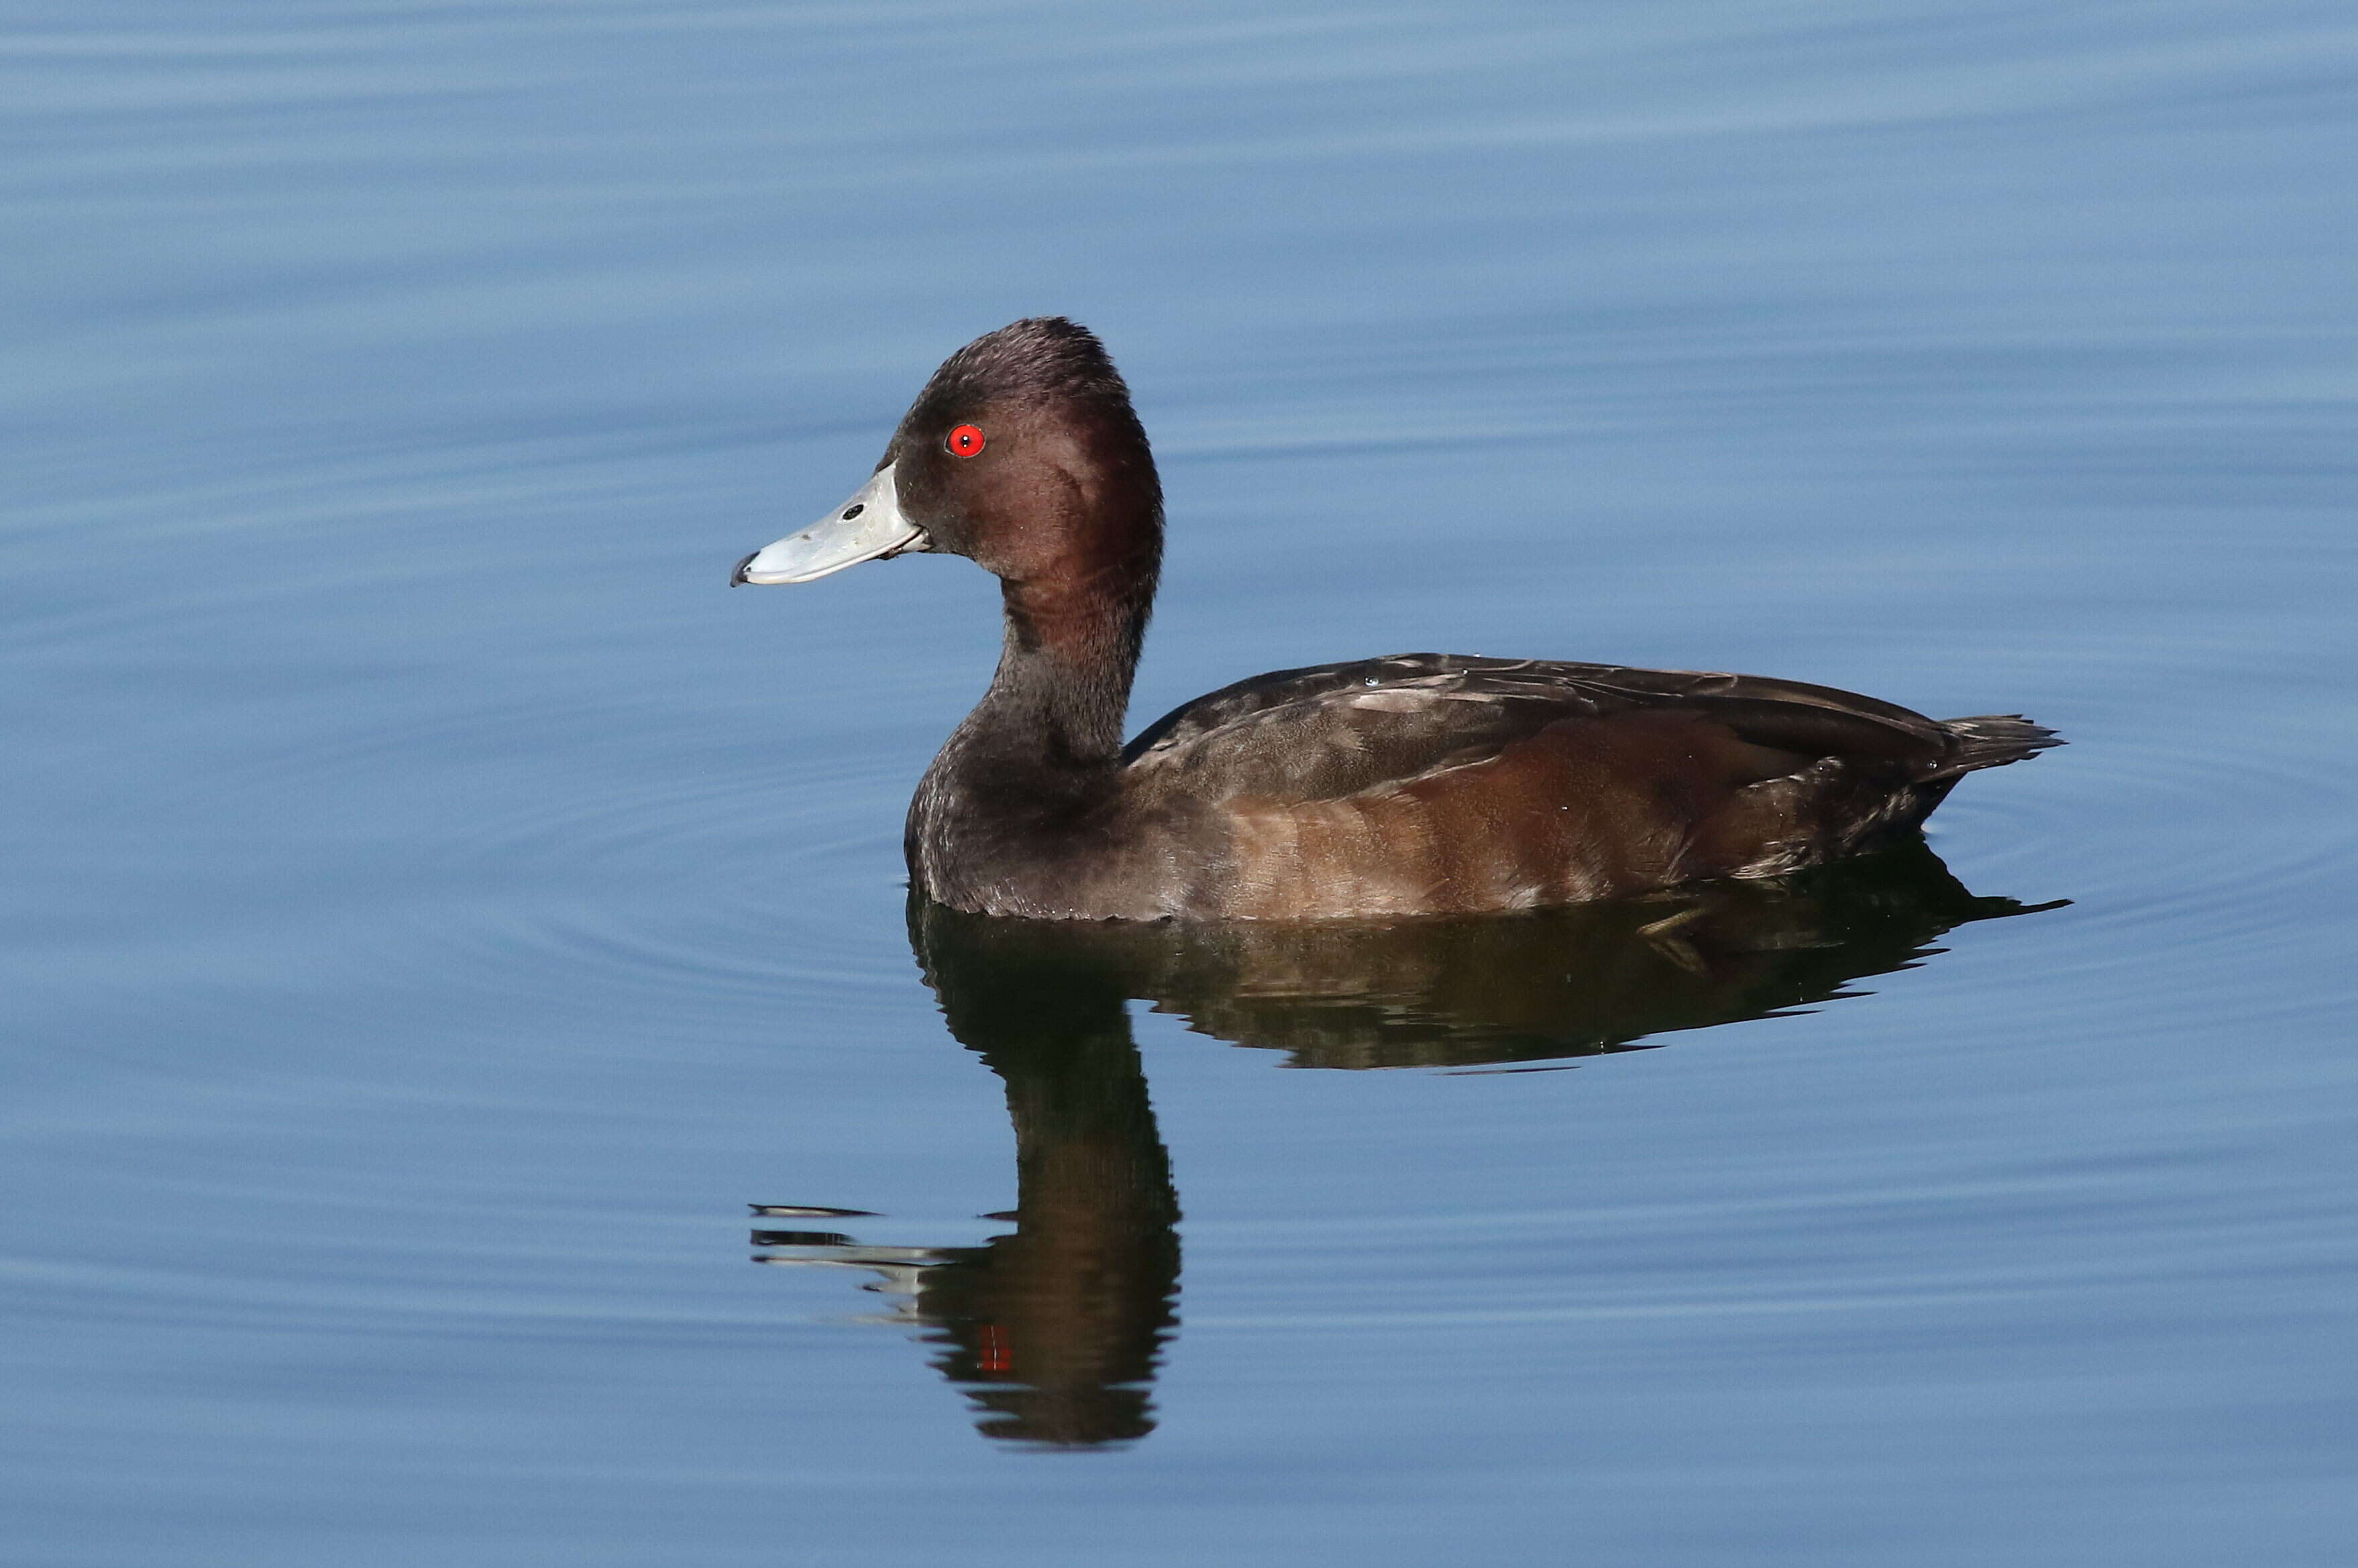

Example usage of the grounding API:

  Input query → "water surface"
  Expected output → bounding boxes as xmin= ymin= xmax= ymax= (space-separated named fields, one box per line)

xmin=4 ymin=3 xmax=2354 ymax=1563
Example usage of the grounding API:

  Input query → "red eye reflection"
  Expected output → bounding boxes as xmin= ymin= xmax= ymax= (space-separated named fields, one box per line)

xmin=947 ymin=424 xmax=985 ymax=457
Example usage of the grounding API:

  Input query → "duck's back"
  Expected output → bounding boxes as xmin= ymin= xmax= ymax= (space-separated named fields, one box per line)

xmin=1113 ymin=654 xmax=2057 ymax=920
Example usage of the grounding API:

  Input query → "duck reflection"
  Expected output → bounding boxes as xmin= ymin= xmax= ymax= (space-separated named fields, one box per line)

xmin=753 ymin=842 xmax=2057 ymax=1448
xmin=759 ymin=936 xmax=1179 ymax=1447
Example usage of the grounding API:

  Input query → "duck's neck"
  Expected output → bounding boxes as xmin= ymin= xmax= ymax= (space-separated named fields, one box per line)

xmin=908 ymin=462 xmax=1165 ymax=913
xmin=971 ymin=574 xmax=1150 ymax=771
xmin=918 ymin=565 xmax=1157 ymax=843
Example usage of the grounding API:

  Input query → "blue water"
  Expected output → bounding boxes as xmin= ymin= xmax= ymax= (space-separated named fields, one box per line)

xmin=5 ymin=2 xmax=2355 ymax=1562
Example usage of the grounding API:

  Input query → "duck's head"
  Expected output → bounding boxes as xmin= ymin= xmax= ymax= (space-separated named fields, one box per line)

xmin=733 ymin=318 xmax=1163 ymax=610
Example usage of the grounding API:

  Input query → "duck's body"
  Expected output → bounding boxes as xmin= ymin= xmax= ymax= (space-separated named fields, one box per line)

xmin=735 ymin=318 xmax=2058 ymax=921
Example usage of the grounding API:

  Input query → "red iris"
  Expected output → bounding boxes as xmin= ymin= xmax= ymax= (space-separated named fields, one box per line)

xmin=947 ymin=424 xmax=985 ymax=457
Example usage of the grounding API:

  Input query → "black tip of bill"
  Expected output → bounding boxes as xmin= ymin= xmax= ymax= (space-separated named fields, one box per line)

xmin=729 ymin=549 xmax=760 ymax=587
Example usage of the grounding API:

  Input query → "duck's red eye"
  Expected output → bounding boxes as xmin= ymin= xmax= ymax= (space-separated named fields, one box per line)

xmin=947 ymin=424 xmax=985 ymax=457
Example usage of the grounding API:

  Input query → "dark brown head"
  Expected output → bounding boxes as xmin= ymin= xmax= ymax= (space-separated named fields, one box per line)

xmin=733 ymin=319 xmax=1164 ymax=640
xmin=888 ymin=319 xmax=1162 ymax=598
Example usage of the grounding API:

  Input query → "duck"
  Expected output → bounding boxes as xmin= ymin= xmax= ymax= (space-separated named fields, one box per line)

xmin=732 ymin=317 xmax=2059 ymax=921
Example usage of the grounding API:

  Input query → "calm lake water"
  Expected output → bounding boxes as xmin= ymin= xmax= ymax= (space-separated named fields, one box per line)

xmin=5 ymin=2 xmax=2355 ymax=1562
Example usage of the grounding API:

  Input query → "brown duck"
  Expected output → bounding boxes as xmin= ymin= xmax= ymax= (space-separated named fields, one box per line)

xmin=733 ymin=317 xmax=2059 ymax=921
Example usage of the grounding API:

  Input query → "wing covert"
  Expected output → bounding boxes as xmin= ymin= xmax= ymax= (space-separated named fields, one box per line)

xmin=1119 ymin=652 xmax=1962 ymax=805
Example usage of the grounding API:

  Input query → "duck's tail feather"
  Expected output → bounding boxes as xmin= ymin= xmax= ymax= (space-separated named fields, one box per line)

xmin=1925 ymin=714 xmax=2064 ymax=780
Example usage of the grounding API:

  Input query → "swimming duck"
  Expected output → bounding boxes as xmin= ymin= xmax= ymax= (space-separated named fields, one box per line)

xmin=733 ymin=317 xmax=2059 ymax=921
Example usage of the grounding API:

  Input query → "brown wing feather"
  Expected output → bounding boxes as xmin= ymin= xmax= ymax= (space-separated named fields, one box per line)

xmin=1120 ymin=653 xmax=2031 ymax=807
